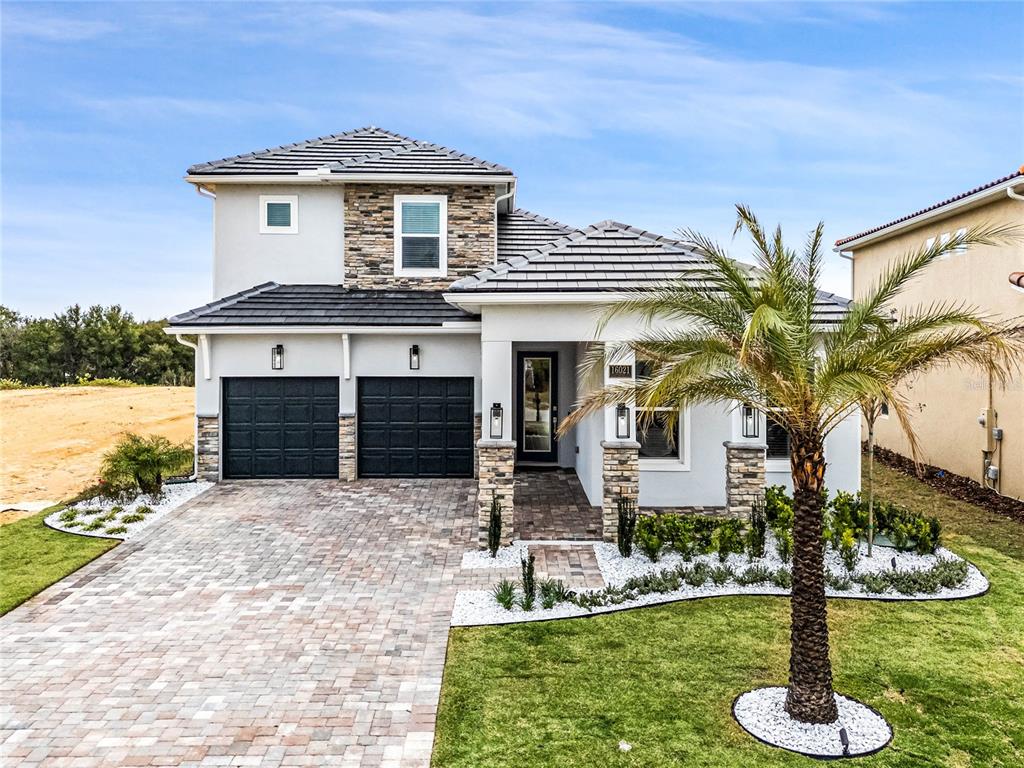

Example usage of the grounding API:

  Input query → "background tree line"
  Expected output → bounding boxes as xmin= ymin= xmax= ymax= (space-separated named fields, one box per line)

xmin=0 ymin=304 xmax=194 ymax=386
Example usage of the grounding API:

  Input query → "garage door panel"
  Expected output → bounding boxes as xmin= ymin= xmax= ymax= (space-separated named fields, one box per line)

xmin=357 ymin=377 xmax=475 ymax=478
xmin=223 ymin=377 xmax=339 ymax=479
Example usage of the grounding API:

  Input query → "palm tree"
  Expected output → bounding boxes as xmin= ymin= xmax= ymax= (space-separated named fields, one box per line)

xmin=559 ymin=207 xmax=1021 ymax=723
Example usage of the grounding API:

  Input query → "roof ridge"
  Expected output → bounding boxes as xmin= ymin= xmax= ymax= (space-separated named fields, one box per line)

xmin=836 ymin=168 xmax=1024 ymax=246
xmin=187 ymin=127 xmax=406 ymax=174
xmin=169 ymin=281 xmax=280 ymax=323
xmin=395 ymin=136 xmax=514 ymax=174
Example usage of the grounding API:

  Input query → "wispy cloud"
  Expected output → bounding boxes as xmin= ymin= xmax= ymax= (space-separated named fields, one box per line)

xmin=73 ymin=95 xmax=316 ymax=124
xmin=2 ymin=8 xmax=118 ymax=42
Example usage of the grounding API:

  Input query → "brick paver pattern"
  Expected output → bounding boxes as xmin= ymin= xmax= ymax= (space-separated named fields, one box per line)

xmin=1 ymin=480 xmax=489 ymax=768
xmin=514 ymin=470 xmax=601 ymax=540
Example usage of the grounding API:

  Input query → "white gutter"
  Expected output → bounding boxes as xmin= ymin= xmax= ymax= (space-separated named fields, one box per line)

xmin=173 ymin=333 xmax=211 ymax=380
xmin=1007 ymin=183 xmax=1024 ymax=202
xmin=195 ymin=184 xmax=216 ymax=200
xmin=834 ymin=175 xmax=1024 ymax=252
xmin=163 ymin=323 xmax=481 ymax=336
xmin=493 ymin=182 xmax=516 ymax=263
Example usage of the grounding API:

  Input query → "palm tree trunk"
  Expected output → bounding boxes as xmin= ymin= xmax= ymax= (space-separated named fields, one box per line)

xmin=784 ymin=434 xmax=839 ymax=724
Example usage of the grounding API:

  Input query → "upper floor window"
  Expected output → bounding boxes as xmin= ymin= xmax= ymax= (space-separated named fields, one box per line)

xmin=926 ymin=228 xmax=967 ymax=259
xmin=259 ymin=195 xmax=298 ymax=234
xmin=394 ymin=195 xmax=447 ymax=276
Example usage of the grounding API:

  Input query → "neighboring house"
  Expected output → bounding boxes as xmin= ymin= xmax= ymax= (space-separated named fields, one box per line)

xmin=836 ymin=167 xmax=1024 ymax=501
xmin=166 ymin=126 xmax=860 ymax=543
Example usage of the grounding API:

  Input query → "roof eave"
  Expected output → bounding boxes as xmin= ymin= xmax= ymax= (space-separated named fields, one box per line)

xmin=185 ymin=173 xmax=516 ymax=186
xmin=834 ymin=177 xmax=1023 ymax=253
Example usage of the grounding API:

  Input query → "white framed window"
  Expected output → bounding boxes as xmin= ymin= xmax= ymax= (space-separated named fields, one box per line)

xmin=259 ymin=195 xmax=298 ymax=234
xmin=636 ymin=407 xmax=690 ymax=470
xmin=765 ymin=412 xmax=790 ymax=471
xmin=951 ymin=227 xmax=968 ymax=255
xmin=394 ymin=195 xmax=447 ymax=276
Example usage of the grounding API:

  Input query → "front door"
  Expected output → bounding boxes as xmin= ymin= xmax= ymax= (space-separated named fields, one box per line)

xmin=516 ymin=351 xmax=558 ymax=464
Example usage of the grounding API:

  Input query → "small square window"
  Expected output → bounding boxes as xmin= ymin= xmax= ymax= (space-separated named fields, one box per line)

xmin=259 ymin=195 xmax=298 ymax=234
xmin=395 ymin=195 xmax=447 ymax=276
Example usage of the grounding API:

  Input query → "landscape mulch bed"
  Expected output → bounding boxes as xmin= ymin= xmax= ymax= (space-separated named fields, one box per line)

xmin=870 ymin=445 xmax=1024 ymax=523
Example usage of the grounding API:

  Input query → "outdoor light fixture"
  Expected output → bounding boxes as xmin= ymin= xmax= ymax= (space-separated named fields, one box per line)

xmin=271 ymin=344 xmax=284 ymax=370
xmin=409 ymin=344 xmax=420 ymax=370
xmin=741 ymin=403 xmax=759 ymax=438
xmin=616 ymin=403 xmax=630 ymax=439
xmin=839 ymin=727 xmax=851 ymax=757
xmin=489 ymin=402 xmax=504 ymax=439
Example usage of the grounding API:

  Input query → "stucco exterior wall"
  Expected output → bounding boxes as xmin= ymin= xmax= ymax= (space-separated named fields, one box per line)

xmin=212 ymin=185 xmax=345 ymax=297
xmin=345 ymin=184 xmax=496 ymax=289
xmin=849 ymin=195 xmax=1023 ymax=499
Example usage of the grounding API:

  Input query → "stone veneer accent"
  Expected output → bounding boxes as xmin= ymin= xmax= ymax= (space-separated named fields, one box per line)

xmin=196 ymin=415 xmax=220 ymax=482
xmin=345 ymin=184 xmax=496 ymax=289
xmin=601 ymin=440 xmax=640 ymax=542
xmin=339 ymin=414 xmax=357 ymax=481
xmin=476 ymin=440 xmax=515 ymax=548
xmin=473 ymin=413 xmax=482 ymax=479
xmin=724 ymin=441 xmax=767 ymax=518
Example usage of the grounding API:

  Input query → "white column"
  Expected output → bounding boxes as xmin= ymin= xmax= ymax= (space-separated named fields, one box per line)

xmin=481 ymin=340 xmax=513 ymax=441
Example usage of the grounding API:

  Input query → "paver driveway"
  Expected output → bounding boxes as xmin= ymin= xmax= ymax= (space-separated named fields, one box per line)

xmin=1 ymin=479 xmax=485 ymax=767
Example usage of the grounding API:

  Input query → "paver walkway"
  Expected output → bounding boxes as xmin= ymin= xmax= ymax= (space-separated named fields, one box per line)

xmin=1 ymin=480 xmax=493 ymax=768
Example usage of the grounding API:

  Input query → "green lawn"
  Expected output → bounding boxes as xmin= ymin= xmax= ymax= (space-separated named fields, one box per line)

xmin=0 ymin=508 xmax=118 ymax=615
xmin=434 ymin=463 xmax=1024 ymax=767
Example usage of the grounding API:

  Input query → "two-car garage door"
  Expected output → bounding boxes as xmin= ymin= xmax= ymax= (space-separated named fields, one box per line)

xmin=222 ymin=376 xmax=473 ymax=479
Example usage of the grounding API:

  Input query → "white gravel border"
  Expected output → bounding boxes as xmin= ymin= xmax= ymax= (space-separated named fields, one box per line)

xmin=44 ymin=481 xmax=213 ymax=541
xmin=733 ymin=686 xmax=892 ymax=758
xmin=461 ymin=541 xmax=530 ymax=569
xmin=451 ymin=539 xmax=988 ymax=627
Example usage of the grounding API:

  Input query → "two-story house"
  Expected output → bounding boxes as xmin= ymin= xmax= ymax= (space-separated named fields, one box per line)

xmin=837 ymin=168 xmax=1024 ymax=501
xmin=166 ymin=127 xmax=861 ymax=543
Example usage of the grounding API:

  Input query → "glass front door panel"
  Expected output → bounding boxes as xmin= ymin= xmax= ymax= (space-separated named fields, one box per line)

xmin=522 ymin=357 xmax=552 ymax=453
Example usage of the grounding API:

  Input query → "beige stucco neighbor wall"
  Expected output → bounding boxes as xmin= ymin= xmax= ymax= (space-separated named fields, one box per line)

xmin=850 ymin=195 xmax=1024 ymax=500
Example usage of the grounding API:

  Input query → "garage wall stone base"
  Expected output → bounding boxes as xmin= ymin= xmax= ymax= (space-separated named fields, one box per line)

xmin=196 ymin=416 xmax=220 ymax=482
xmin=477 ymin=440 xmax=515 ymax=548
xmin=601 ymin=440 xmax=640 ymax=543
xmin=724 ymin=441 xmax=767 ymax=518
xmin=339 ymin=414 xmax=356 ymax=481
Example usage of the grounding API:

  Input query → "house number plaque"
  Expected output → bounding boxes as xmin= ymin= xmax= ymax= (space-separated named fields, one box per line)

xmin=608 ymin=364 xmax=633 ymax=378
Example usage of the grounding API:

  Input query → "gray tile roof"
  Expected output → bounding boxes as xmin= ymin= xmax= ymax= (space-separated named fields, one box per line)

xmin=187 ymin=127 xmax=514 ymax=178
xmin=168 ymin=283 xmax=479 ymax=327
xmin=451 ymin=219 xmax=852 ymax=323
xmin=497 ymin=209 xmax=575 ymax=261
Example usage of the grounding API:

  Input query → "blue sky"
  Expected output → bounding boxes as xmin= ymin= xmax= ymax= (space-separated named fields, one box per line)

xmin=2 ymin=1 xmax=1022 ymax=319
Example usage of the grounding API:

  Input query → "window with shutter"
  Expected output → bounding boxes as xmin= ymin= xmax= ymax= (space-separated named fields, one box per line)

xmin=394 ymin=195 xmax=447 ymax=276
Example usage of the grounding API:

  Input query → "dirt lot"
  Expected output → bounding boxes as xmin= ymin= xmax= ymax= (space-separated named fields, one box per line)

xmin=0 ymin=386 xmax=194 ymax=514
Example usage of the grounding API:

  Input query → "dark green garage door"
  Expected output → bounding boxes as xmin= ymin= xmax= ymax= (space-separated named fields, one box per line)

xmin=223 ymin=377 xmax=339 ymax=479
xmin=358 ymin=377 xmax=474 ymax=478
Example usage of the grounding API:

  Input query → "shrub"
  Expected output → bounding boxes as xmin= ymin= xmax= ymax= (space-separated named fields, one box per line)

xmin=826 ymin=571 xmax=853 ymax=591
xmin=774 ymin=528 xmax=793 ymax=563
xmin=84 ymin=520 xmax=105 ymax=531
xmin=710 ymin=565 xmax=733 ymax=586
xmin=135 ymin=505 xmax=154 ymax=515
xmin=75 ymin=375 xmax=137 ymax=387
xmin=827 ymin=490 xmax=867 ymax=547
xmin=617 ymin=497 xmax=638 ymax=558
xmin=492 ymin=579 xmax=515 ymax=610
xmin=540 ymin=579 xmax=571 ymax=609
xmin=671 ymin=531 xmax=696 ymax=561
xmin=79 ymin=507 xmax=103 ymax=516
xmin=771 ymin=568 xmax=792 ymax=589
xmin=636 ymin=528 xmax=662 ymax=562
xmin=765 ymin=485 xmax=793 ymax=528
xmin=58 ymin=509 xmax=78 ymax=523
xmin=685 ymin=562 xmax=711 ymax=587
xmin=0 ymin=378 xmax=29 ymax=390
xmin=64 ymin=520 xmax=82 ymax=529
xmin=712 ymin=520 xmax=744 ymax=562
xmin=838 ymin=529 xmax=859 ymax=573
xmin=736 ymin=565 xmax=773 ymax=586
xmin=120 ymin=513 xmax=146 ymax=524
xmin=746 ymin=499 xmax=767 ymax=560
xmin=487 ymin=496 xmax=502 ymax=558
xmin=100 ymin=433 xmax=193 ymax=496
xmin=858 ymin=572 xmax=889 ymax=594
xmin=519 ymin=554 xmax=537 ymax=610
xmin=105 ymin=525 xmax=128 ymax=535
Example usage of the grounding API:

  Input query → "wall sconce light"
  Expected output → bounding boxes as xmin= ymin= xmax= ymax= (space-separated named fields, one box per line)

xmin=489 ymin=402 xmax=503 ymax=439
xmin=271 ymin=344 xmax=284 ymax=370
xmin=409 ymin=344 xmax=420 ymax=370
xmin=616 ymin=403 xmax=630 ymax=439
xmin=741 ymin=403 xmax=759 ymax=438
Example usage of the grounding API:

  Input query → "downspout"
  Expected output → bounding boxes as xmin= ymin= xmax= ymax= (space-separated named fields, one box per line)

xmin=837 ymin=250 xmax=854 ymax=300
xmin=493 ymin=183 xmax=515 ymax=264
xmin=172 ymin=333 xmax=209 ymax=482
xmin=1006 ymin=183 xmax=1024 ymax=202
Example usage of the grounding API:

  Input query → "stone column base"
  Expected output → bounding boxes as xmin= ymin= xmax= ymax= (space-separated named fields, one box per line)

xmin=477 ymin=440 xmax=516 ymax=548
xmin=601 ymin=440 xmax=640 ymax=543
xmin=339 ymin=414 xmax=356 ymax=481
xmin=473 ymin=413 xmax=482 ymax=479
xmin=196 ymin=415 xmax=220 ymax=482
xmin=724 ymin=441 xmax=767 ymax=518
